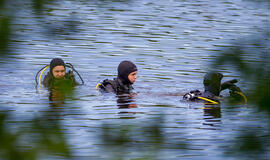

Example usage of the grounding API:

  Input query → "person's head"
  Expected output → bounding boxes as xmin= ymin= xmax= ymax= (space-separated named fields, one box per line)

xmin=117 ymin=61 xmax=138 ymax=84
xmin=50 ymin=58 xmax=66 ymax=79
xmin=203 ymin=72 xmax=223 ymax=96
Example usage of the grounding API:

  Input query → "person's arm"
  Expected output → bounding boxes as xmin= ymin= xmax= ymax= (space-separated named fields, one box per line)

xmin=221 ymin=79 xmax=238 ymax=91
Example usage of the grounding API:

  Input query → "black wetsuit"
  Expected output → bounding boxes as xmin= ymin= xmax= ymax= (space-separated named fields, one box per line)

xmin=98 ymin=60 xmax=137 ymax=95
xmin=99 ymin=78 xmax=134 ymax=94
xmin=183 ymin=72 xmax=245 ymax=104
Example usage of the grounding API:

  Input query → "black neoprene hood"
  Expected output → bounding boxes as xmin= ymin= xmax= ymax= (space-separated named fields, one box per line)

xmin=117 ymin=60 xmax=137 ymax=84
xmin=50 ymin=58 xmax=65 ymax=73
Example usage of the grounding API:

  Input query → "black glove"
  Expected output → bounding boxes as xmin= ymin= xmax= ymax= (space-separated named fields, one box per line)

xmin=228 ymin=85 xmax=242 ymax=96
xmin=228 ymin=84 xmax=247 ymax=103
xmin=221 ymin=79 xmax=238 ymax=91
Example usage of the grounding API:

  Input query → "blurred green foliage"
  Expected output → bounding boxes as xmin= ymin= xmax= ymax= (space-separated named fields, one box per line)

xmin=0 ymin=0 xmax=270 ymax=159
xmin=100 ymin=115 xmax=187 ymax=160
xmin=213 ymin=39 xmax=270 ymax=158
xmin=0 ymin=112 xmax=71 ymax=160
xmin=214 ymin=44 xmax=270 ymax=114
xmin=0 ymin=0 xmax=79 ymax=55
xmin=0 ymin=15 xmax=11 ymax=55
xmin=32 ymin=0 xmax=45 ymax=14
xmin=0 ymin=0 xmax=73 ymax=159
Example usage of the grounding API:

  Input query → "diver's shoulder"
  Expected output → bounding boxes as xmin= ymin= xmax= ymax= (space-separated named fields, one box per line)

xmin=96 ymin=78 xmax=117 ymax=93
xmin=101 ymin=78 xmax=117 ymax=85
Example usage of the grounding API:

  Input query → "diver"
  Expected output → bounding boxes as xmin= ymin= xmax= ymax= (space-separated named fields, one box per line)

xmin=96 ymin=60 xmax=138 ymax=95
xmin=182 ymin=72 xmax=247 ymax=104
xmin=35 ymin=58 xmax=84 ymax=89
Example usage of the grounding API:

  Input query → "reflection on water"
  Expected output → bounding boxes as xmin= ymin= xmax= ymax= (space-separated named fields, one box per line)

xmin=202 ymin=105 xmax=221 ymax=128
xmin=0 ymin=0 xmax=270 ymax=159
xmin=117 ymin=93 xmax=138 ymax=109
xmin=49 ymin=89 xmax=66 ymax=105
xmin=117 ymin=93 xmax=138 ymax=118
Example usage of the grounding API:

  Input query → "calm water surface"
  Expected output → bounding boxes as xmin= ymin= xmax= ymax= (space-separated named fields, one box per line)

xmin=1 ymin=0 xmax=270 ymax=159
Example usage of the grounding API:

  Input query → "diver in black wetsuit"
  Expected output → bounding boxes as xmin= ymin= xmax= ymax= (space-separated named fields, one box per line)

xmin=97 ymin=60 xmax=138 ymax=95
xmin=41 ymin=58 xmax=81 ymax=89
xmin=35 ymin=58 xmax=84 ymax=106
xmin=183 ymin=72 xmax=247 ymax=104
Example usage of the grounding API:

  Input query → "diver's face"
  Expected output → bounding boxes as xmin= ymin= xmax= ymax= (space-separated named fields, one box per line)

xmin=52 ymin=65 xmax=66 ymax=79
xmin=128 ymin=71 xmax=137 ymax=84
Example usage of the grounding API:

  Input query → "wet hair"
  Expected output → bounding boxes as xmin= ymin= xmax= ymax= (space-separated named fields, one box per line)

xmin=50 ymin=58 xmax=66 ymax=73
xmin=117 ymin=60 xmax=137 ymax=84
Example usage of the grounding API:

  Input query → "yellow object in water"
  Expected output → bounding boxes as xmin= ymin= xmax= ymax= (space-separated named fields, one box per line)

xmin=96 ymin=83 xmax=102 ymax=89
xmin=197 ymin=96 xmax=219 ymax=105
xmin=235 ymin=91 xmax=248 ymax=103
xmin=38 ymin=65 xmax=49 ymax=87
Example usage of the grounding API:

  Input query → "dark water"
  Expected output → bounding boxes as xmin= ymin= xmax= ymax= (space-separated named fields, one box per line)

xmin=1 ymin=0 xmax=270 ymax=159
